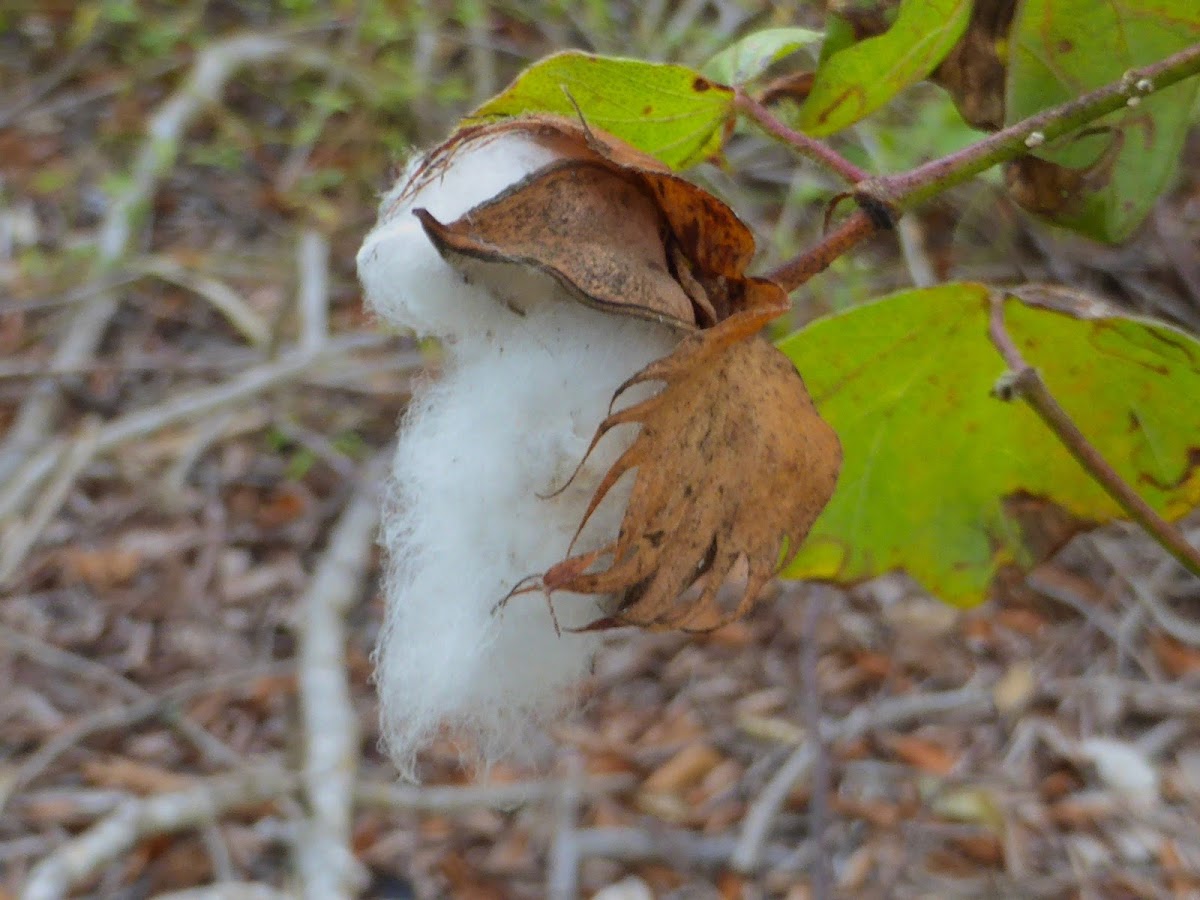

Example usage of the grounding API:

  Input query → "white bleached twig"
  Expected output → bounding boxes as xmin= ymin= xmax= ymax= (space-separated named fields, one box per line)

xmin=0 ymin=33 xmax=337 ymax=486
xmin=151 ymin=886 xmax=294 ymax=900
xmin=0 ymin=422 xmax=99 ymax=583
xmin=354 ymin=772 xmax=636 ymax=812
xmin=21 ymin=768 xmax=296 ymax=900
xmin=0 ymin=332 xmax=388 ymax=524
xmin=296 ymin=229 xmax=330 ymax=354
xmin=129 ymin=256 xmax=272 ymax=347
xmin=292 ymin=454 xmax=387 ymax=900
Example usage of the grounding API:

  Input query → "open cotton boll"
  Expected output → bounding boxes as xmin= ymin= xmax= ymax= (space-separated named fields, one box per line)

xmin=376 ymin=302 xmax=676 ymax=773
xmin=359 ymin=132 xmax=680 ymax=774
xmin=356 ymin=131 xmax=563 ymax=340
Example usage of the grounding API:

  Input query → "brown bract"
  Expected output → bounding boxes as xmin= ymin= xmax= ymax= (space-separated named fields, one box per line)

xmin=530 ymin=307 xmax=842 ymax=632
xmin=413 ymin=115 xmax=780 ymax=328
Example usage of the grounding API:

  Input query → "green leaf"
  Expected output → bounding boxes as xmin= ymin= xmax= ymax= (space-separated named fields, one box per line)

xmin=778 ymin=283 xmax=1200 ymax=606
xmin=467 ymin=51 xmax=735 ymax=169
xmin=703 ymin=27 xmax=823 ymax=86
xmin=1006 ymin=0 xmax=1200 ymax=241
xmin=818 ymin=13 xmax=859 ymax=66
xmin=796 ymin=0 xmax=972 ymax=136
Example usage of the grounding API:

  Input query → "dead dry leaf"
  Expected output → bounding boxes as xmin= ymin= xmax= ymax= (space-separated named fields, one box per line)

xmin=529 ymin=306 xmax=841 ymax=631
xmin=885 ymin=734 xmax=959 ymax=776
xmin=828 ymin=0 xmax=1016 ymax=130
xmin=930 ymin=0 xmax=1017 ymax=129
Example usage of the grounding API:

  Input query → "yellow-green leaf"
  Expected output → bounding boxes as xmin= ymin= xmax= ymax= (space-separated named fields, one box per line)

xmin=778 ymin=283 xmax=1200 ymax=606
xmin=1006 ymin=0 xmax=1200 ymax=242
xmin=467 ymin=51 xmax=734 ymax=169
xmin=703 ymin=27 xmax=823 ymax=86
xmin=796 ymin=0 xmax=972 ymax=136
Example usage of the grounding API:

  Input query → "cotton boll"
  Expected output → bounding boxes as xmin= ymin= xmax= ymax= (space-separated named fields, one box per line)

xmin=360 ymin=127 xmax=684 ymax=774
xmin=356 ymin=132 xmax=563 ymax=340
xmin=375 ymin=301 xmax=676 ymax=774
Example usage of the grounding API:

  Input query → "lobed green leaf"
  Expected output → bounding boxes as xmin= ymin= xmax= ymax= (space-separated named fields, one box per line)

xmin=778 ymin=283 xmax=1200 ymax=606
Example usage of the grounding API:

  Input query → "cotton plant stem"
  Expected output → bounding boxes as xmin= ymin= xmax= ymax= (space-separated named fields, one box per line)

xmin=766 ymin=40 xmax=1200 ymax=292
xmin=734 ymin=91 xmax=867 ymax=184
xmin=987 ymin=296 xmax=1200 ymax=578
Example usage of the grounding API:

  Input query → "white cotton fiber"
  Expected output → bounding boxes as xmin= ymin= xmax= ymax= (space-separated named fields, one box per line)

xmin=356 ymin=131 xmax=563 ymax=340
xmin=358 ymin=131 xmax=678 ymax=775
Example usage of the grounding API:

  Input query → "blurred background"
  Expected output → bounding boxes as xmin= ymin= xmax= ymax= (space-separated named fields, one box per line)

xmin=2 ymin=2 xmax=1199 ymax=898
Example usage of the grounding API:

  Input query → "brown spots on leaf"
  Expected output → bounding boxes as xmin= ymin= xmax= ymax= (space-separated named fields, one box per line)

xmin=1005 ymin=130 xmax=1124 ymax=224
xmin=759 ymin=71 xmax=816 ymax=107
xmin=817 ymin=86 xmax=867 ymax=126
xmin=692 ymin=77 xmax=712 ymax=92
xmin=1005 ymin=156 xmax=1087 ymax=217
xmin=833 ymin=0 xmax=1016 ymax=130
xmin=1137 ymin=446 xmax=1200 ymax=492
xmin=1000 ymin=492 xmax=1092 ymax=566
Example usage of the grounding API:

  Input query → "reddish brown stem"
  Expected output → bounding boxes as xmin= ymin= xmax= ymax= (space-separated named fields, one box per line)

xmin=735 ymin=91 xmax=867 ymax=184
xmin=766 ymin=40 xmax=1200 ymax=293
xmin=767 ymin=211 xmax=876 ymax=292
xmin=987 ymin=295 xmax=1200 ymax=578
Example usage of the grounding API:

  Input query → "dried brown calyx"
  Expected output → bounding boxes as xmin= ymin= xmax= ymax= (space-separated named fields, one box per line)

xmin=418 ymin=115 xmax=842 ymax=632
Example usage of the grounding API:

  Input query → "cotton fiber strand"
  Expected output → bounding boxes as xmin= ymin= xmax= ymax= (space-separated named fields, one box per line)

xmin=357 ymin=132 xmax=677 ymax=775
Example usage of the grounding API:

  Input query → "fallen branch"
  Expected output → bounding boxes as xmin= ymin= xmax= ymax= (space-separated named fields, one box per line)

xmin=295 ymin=230 xmax=331 ymax=355
xmin=0 ymin=664 xmax=290 ymax=813
xmin=354 ymin=773 xmax=635 ymax=812
xmin=292 ymin=453 xmax=389 ymax=900
xmin=21 ymin=768 xmax=296 ymax=900
xmin=152 ymin=886 xmax=294 ymax=900
xmin=550 ymin=824 xmax=806 ymax=897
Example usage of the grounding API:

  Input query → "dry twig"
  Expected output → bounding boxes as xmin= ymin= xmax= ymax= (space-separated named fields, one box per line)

xmin=0 ymin=33 xmax=341 ymax=487
xmin=292 ymin=453 xmax=388 ymax=900
xmin=0 ymin=664 xmax=290 ymax=813
xmin=354 ymin=773 xmax=635 ymax=813
xmin=151 ymin=886 xmax=294 ymax=900
xmin=0 ymin=333 xmax=389 ymax=525
xmin=21 ymin=768 xmax=296 ymax=900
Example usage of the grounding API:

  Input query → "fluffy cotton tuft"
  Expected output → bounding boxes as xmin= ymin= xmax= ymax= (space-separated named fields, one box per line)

xmin=357 ymin=132 xmax=563 ymax=340
xmin=358 ymin=132 xmax=677 ymax=776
